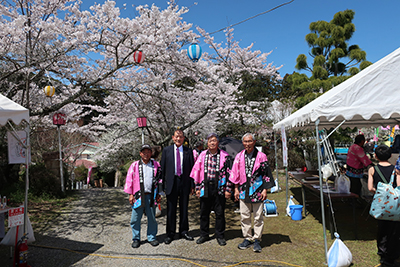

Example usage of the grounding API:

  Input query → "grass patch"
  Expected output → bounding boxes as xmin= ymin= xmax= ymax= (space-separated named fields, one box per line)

xmin=7 ymin=191 xmax=79 ymax=233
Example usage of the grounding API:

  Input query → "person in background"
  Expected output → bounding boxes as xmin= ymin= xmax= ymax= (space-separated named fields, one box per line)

xmin=367 ymin=145 xmax=400 ymax=267
xmin=124 ymin=144 xmax=162 ymax=248
xmin=161 ymin=129 xmax=195 ymax=244
xmin=346 ymin=134 xmax=373 ymax=196
xmin=364 ymin=140 xmax=375 ymax=159
xmin=193 ymin=140 xmax=204 ymax=162
xmin=190 ymin=133 xmax=232 ymax=246
xmin=229 ymin=133 xmax=275 ymax=253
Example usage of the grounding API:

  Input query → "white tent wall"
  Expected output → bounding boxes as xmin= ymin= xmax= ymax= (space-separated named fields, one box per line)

xmin=273 ymin=47 xmax=400 ymax=264
xmin=0 ymin=93 xmax=30 ymax=240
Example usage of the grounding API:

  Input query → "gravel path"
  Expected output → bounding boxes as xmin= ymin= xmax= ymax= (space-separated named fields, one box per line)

xmin=0 ymin=188 xmax=293 ymax=267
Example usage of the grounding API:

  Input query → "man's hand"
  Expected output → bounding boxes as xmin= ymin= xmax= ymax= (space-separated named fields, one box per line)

xmin=234 ymin=188 xmax=240 ymax=201
xmin=260 ymin=189 xmax=267 ymax=201
xmin=225 ymin=191 xmax=231 ymax=199
xmin=196 ymin=190 xmax=201 ymax=198
xmin=129 ymin=194 xmax=135 ymax=206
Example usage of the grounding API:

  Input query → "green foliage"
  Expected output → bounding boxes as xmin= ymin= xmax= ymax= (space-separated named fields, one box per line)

xmin=360 ymin=60 xmax=373 ymax=70
xmin=26 ymin=163 xmax=64 ymax=198
xmin=289 ymin=9 xmax=372 ymax=109
xmin=294 ymin=92 xmax=321 ymax=110
xmin=73 ymin=165 xmax=88 ymax=181
xmin=237 ymin=71 xmax=281 ymax=102
xmin=328 ymin=127 xmax=357 ymax=145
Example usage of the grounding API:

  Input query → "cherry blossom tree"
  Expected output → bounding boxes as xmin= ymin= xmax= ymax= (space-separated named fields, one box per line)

xmin=0 ymin=0 xmax=280 ymax=172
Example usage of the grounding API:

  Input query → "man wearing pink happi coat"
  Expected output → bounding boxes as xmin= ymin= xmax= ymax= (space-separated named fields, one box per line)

xmin=124 ymin=144 xmax=162 ymax=248
xmin=229 ymin=133 xmax=275 ymax=253
xmin=190 ymin=133 xmax=232 ymax=246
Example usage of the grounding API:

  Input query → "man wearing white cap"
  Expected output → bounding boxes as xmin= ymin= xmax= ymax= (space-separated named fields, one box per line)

xmin=124 ymin=144 xmax=162 ymax=248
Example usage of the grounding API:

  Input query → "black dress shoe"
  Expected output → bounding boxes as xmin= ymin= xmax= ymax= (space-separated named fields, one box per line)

xmin=180 ymin=233 xmax=194 ymax=241
xmin=164 ymin=237 xmax=173 ymax=244
xmin=217 ymin=238 xmax=226 ymax=246
xmin=196 ymin=236 xmax=210 ymax=244
xmin=131 ymin=239 xmax=140 ymax=248
xmin=149 ymin=240 xmax=159 ymax=246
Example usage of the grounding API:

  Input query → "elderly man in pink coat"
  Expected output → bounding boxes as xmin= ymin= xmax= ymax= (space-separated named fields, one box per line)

xmin=190 ymin=133 xmax=232 ymax=246
xmin=124 ymin=144 xmax=162 ymax=248
xmin=229 ymin=133 xmax=275 ymax=253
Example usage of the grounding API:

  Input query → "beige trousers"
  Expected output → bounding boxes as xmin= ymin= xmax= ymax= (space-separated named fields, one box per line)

xmin=239 ymin=199 xmax=264 ymax=241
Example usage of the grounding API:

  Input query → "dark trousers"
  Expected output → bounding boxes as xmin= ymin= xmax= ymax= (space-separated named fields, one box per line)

xmin=349 ymin=176 xmax=362 ymax=196
xmin=166 ymin=176 xmax=190 ymax=238
xmin=377 ymin=220 xmax=400 ymax=263
xmin=199 ymin=184 xmax=226 ymax=239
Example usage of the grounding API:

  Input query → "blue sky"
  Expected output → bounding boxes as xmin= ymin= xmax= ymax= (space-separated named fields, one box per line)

xmin=88 ymin=0 xmax=400 ymax=76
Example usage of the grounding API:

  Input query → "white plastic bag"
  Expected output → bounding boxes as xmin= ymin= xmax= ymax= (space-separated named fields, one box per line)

xmin=321 ymin=164 xmax=333 ymax=181
xmin=0 ymin=216 xmax=36 ymax=246
xmin=327 ymin=232 xmax=352 ymax=267
xmin=335 ymin=174 xmax=350 ymax=194
xmin=286 ymin=195 xmax=295 ymax=216
xmin=270 ymin=178 xmax=280 ymax=193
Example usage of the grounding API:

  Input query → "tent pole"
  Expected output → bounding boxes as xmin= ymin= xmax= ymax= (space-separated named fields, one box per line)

xmin=23 ymin=126 xmax=30 ymax=237
xmin=316 ymin=119 xmax=328 ymax=263
xmin=274 ymin=131 xmax=279 ymax=191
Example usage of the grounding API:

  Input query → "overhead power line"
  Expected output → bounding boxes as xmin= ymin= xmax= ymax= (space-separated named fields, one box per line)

xmin=207 ymin=0 xmax=295 ymax=36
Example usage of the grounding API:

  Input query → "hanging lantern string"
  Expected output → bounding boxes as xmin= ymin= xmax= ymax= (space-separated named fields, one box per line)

xmin=205 ymin=0 xmax=294 ymax=37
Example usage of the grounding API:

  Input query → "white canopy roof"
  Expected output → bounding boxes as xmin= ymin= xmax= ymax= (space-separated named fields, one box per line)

xmin=273 ymin=47 xmax=400 ymax=130
xmin=0 ymin=93 xmax=30 ymax=126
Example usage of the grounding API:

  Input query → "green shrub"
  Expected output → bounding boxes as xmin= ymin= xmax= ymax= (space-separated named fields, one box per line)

xmin=27 ymin=163 xmax=64 ymax=198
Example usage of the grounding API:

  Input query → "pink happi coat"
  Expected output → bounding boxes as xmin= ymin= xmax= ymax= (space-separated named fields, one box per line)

xmin=229 ymin=149 xmax=273 ymax=202
xmin=124 ymin=159 xmax=161 ymax=208
xmin=193 ymin=149 xmax=199 ymax=162
xmin=229 ymin=149 xmax=268 ymax=185
xmin=190 ymin=149 xmax=232 ymax=196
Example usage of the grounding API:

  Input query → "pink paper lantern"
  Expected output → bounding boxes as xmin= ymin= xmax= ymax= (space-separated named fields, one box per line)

xmin=136 ymin=117 xmax=147 ymax=128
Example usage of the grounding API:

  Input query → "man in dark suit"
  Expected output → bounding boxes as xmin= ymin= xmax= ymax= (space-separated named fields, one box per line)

xmin=161 ymin=129 xmax=195 ymax=244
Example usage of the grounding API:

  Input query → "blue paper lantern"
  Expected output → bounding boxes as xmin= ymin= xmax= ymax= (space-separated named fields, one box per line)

xmin=187 ymin=43 xmax=202 ymax=62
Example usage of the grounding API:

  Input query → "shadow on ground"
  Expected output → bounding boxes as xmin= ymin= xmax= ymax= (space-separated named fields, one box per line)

xmin=0 ymin=234 xmax=103 ymax=267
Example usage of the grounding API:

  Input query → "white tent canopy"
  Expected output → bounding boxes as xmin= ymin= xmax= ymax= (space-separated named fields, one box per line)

xmin=273 ymin=47 xmax=400 ymax=131
xmin=0 ymin=93 xmax=29 ymax=126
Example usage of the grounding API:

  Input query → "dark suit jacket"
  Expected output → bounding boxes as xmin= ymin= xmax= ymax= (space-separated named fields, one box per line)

xmin=161 ymin=145 xmax=194 ymax=195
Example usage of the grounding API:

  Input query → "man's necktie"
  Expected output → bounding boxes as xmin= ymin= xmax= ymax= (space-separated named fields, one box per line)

xmin=176 ymin=147 xmax=182 ymax=176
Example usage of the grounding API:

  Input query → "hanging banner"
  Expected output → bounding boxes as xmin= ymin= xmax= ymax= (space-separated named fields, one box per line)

xmin=281 ymin=126 xmax=288 ymax=167
xmin=7 ymin=131 xmax=30 ymax=164
xmin=87 ymin=166 xmax=93 ymax=185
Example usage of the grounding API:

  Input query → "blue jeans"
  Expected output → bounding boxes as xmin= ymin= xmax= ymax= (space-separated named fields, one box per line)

xmin=130 ymin=194 xmax=157 ymax=241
